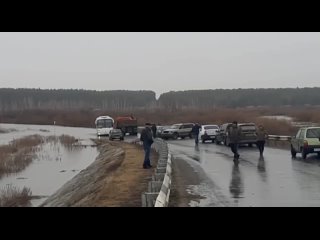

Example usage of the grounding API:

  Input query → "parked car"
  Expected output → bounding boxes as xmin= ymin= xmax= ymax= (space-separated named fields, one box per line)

xmin=216 ymin=122 xmax=257 ymax=147
xmin=109 ymin=129 xmax=124 ymax=141
xmin=290 ymin=127 xmax=320 ymax=159
xmin=161 ymin=123 xmax=194 ymax=140
xmin=215 ymin=123 xmax=232 ymax=145
xmin=199 ymin=124 xmax=220 ymax=143
xmin=156 ymin=125 xmax=170 ymax=138
xmin=236 ymin=123 xmax=257 ymax=147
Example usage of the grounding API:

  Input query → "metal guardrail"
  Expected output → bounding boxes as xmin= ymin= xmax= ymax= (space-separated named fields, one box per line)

xmin=141 ymin=139 xmax=171 ymax=207
xmin=267 ymin=135 xmax=292 ymax=141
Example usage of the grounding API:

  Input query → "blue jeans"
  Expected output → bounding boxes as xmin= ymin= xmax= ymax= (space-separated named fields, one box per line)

xmin=143 ymin=142 xmax=151 ymax=167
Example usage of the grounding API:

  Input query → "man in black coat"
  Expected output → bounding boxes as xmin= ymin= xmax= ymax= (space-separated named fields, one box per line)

xmin=140 ymin=123 xmax=154 ymax=169
xmin=192 ymin=123 xmax=201 ymax=145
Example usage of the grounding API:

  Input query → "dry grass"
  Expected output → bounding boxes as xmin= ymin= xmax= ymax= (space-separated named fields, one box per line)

xmin=0 ymin=135 xmax=44 ymax=178
xmin=253 ymin=118 xmax=297 ymax=135
xmin=91 ymin=142 xmax=158 ymax=207
xmin=0 ymin=185 xmax=32 ymax=207
xmin=1 ymin=107 xmax=319 ymax=136
xmin=45 ymin=135 xmax=79 ymax=151
xmin=58 ymin=135 xmax=77 ymax=146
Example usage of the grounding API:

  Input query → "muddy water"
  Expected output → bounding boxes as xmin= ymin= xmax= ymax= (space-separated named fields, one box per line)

xmin=0 ymin=123 xmax=99 ymax=206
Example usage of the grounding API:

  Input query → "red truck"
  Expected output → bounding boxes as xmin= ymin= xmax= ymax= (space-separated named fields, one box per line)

xmin=114 ymin=116 xmax=138 ymax=135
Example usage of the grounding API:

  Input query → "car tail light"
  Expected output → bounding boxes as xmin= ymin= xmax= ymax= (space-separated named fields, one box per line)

xmin=303 ymin=140 xmax=308 ymax=148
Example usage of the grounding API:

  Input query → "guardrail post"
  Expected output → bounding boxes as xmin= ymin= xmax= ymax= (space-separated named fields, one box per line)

xmin=141 ymin=138 xmax=172 ymax=207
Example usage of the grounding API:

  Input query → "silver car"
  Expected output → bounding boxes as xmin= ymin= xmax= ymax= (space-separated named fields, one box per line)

xmin=161 ymin=123 xmax=194 ymax=140
xmin=109 ymin=129 xmax=124 ymax=141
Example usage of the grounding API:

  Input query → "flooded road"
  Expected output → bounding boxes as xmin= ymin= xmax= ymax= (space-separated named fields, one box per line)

xmin=0 ymin=123 xmax=99 ymax=206
xmin=168 ymin=139 xmax=320 ymax=207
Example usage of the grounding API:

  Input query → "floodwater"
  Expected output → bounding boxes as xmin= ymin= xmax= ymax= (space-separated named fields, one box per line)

xmin=0 ymin=123 xmax=99 ymax=206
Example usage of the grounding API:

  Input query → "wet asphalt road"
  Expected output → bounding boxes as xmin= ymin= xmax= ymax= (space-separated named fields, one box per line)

xmin=167 ymin=139 xmax=320 ymax=207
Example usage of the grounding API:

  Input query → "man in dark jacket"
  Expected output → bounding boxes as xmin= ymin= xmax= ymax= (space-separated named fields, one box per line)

xmin=256 ymin=125 xmax=268 ymax=156
xmin=192 ymin=123 xmax=201 ymax=145
xmin=151 ymin=124 xmax=157 ymax=138
xmin=227 ymin=121 xmax=242 ymax=163
xmin=140 ymin=123 xmax=154 ymax=169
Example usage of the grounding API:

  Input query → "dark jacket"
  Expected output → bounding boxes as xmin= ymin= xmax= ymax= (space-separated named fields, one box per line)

xmin=140 ymin=127 xmax=153 ymax=145
xmin=228 ymin=126 xmax=242 ymax=144
xmin=151 ymin=125 xmax=157 ymax=136
xmin=192 ymin=125 xmax=201 ymax=135
xmin=256 ymin=128 xmax=268 ymax=141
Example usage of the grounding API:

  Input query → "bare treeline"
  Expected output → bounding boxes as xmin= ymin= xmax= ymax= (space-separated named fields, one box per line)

xmin=158 ymin=88 xmax=320 ymax=109
xmin=0 ymin=88 xmax=156 ymax=111
xmin=1 ymin=88 xmax=320 ymax=113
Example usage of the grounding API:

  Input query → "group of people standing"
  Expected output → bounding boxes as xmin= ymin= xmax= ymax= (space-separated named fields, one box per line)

xmin=140 ymin=121 xmax=268 ymax=169
xmin=192 ymin=121 xmax=268 ymax=165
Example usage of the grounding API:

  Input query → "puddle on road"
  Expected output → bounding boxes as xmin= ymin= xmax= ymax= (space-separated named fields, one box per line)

xmin=0 ymin=131 xmax=99 ymax=207
xmin=187 ymin=183 xmax=231 ymax=207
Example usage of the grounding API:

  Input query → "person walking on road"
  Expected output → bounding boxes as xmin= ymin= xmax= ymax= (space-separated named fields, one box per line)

xmin=140 ymin=123 xmax=154 ymax=169
xmin=192 ymin=123 xmax=201 ymax=145
xmin=227 ymin=121 xmax=242 ymax=164
xmin=256 ymin=125 xmax=268 ymax=157
xmin=151 ymin=124 xmax=157 ymax=138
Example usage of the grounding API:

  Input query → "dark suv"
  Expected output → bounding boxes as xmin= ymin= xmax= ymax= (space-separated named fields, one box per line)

xmin=216 ymin=122 xmax=257 ymax=147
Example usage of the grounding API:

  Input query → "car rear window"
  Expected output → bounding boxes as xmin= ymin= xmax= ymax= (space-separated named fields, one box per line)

xmin=204 ymin=126 xmax=219 ymax=130
xmin=306 ymin=128 xmax=320 ymax=138
xmin=240 ymin=125 xmax=256 ymax=131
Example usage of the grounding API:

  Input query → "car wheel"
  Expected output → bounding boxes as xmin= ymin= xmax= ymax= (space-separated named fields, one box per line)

xmin=248 ymin=143 xmax=253 ymax=147
xmin=173 ymin=133 xmax=178 ymax=140
xmin=290 ymin=145 xmax=297 ymax=158
xmin=189 ymin=133 xmax=193 ymax=139
xmin=202 ymin=139 xmax=205 ymax=143
xmin=120 ymin=137 xmax=124 ymax=141
xmin=181 ymin=136 xmax=185 ymax=139
xmin=212 ymin=139 xmax=215 ymax=143
xmin=302 ymin=149 xmax=307 ymax=159
xmin=318 ymin=152 xmax=320 ymax=158
xmin=216 ymin=140 xmax=220 ymax=145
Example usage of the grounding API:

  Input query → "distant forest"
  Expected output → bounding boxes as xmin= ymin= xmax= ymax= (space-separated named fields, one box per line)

xmin=0 ymin=87 xmax=320 ymax=112
xmin=0 ymin=89 xmax=156 ymax=111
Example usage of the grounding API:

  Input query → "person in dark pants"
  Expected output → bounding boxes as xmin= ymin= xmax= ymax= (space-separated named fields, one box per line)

xmin=140 ymin=123 xmax=154 ymax=169
xmin=256 ymin=125 xmax=268 ymax=157
xmin=227 ymin=121 xmax=242 ymax=163
xmin=192 ymin=123 xmax=201 ymax=145
xmin=151 ymin=124 xmax=157 ymax=138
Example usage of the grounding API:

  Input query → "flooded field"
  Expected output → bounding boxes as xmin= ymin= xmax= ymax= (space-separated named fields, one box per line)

xmin=0 ymin=123 xmax=99 ymax=206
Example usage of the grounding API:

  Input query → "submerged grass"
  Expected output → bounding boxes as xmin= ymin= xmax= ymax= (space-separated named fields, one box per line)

xmin=0 ymin=134 xmax=80 ymax=178
xmin=0 ymin=185 xmax=32 ymax=207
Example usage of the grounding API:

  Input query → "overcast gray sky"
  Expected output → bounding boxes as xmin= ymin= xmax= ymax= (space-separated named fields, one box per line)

xmin=1 ymin=32 xmax=320 ymax=97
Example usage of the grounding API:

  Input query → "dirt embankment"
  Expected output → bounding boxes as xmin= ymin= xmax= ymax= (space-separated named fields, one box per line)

xmin=41 ymin=141 xmax=158 ymax=207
